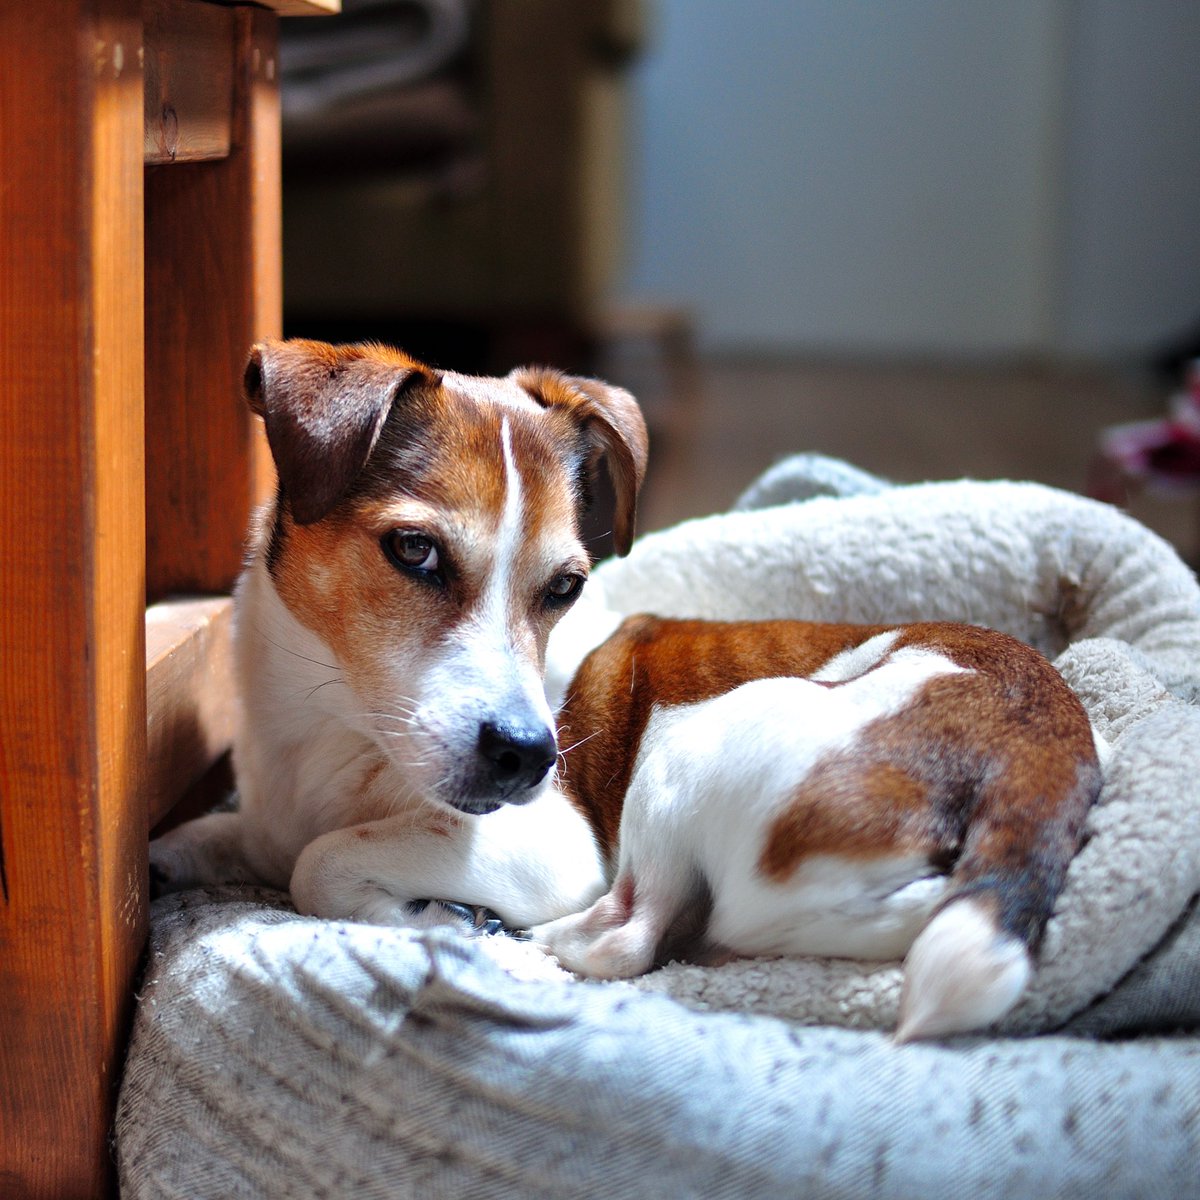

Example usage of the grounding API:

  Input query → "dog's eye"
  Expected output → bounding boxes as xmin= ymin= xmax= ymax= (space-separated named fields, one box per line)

xmin=544 ymin=572 xmax=585 ymax=608
xmin=382 ymin=531 xmax=440 ymax=576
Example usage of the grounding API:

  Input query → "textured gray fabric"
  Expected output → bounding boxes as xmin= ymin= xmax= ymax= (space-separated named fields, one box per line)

xmin=1064 ymin=896 xmax=1200 ymax=1036
xmin=732 ymin=452 xmax=891 ymax=509
xmin=118 ymin=890 xmax=1200 ymax=1200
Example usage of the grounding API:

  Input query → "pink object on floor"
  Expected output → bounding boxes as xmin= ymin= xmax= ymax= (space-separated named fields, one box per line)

xmin=1091 ymin=362 xmax=1200 ymax=503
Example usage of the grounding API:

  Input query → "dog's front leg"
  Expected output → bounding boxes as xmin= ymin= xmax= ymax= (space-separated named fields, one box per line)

xmin=149 ymin=810 xmax=256 ymax=895
xmin=290 ymin=793 xmax=607 ymax=932
xmin=289 ymin=824 xmax=509 ymax=932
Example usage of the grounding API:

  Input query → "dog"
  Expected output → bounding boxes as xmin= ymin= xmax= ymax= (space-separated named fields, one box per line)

xmin=149 ymin=337 xmax=643 ymax=932
xmin=150 ymin=337 xmax=1103 ymax=1042
xmin=534 ymin=609 xmax=1104 ymax=1041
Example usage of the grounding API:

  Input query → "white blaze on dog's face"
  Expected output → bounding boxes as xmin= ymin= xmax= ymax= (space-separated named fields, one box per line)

xmin=247 ymin=340 xmax=647 ymax=817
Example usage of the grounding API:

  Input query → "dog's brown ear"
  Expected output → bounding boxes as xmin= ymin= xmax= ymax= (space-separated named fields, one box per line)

xmin=245 ymin=339 xmax=432 ymax=525
xmin=515 ymin=368 xmax=649 ymax=556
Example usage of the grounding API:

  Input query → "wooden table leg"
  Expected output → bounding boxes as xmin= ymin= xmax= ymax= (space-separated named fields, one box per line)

xmin=145 ymin=4 xmax=281 ymax=602
xmin=0 ymin=2 xmax=148 ymax=1196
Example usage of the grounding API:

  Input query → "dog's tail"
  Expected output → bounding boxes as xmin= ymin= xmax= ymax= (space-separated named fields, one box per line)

xmin=894 ymin=722 xmax=1106 ymax=1042
xmin=892 ymin=628 xmax=1104 ymax=1041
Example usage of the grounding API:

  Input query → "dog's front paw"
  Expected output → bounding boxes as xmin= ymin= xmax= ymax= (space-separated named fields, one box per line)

xmin=148 ymin=837 xmax=203 ymax=898
xmin=405 ymin=899 xmax=529 ymax=939
xmin=148 ymin=810 xmax=251 ymax=897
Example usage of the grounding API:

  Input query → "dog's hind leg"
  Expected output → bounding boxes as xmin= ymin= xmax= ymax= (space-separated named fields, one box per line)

xmin=532 ymin=849 xmax=705 ymax=979
xmin=895 ymin=736 xmax=1102 ymax=1041
xmin=533 ymin=873 xmax=667 ymax=978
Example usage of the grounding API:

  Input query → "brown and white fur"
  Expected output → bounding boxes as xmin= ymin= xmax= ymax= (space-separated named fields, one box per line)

xmin=151 ymin=338 xmax=1103 ymax=1042
xmin=535 ymin=611 xmax=1104 ymax=1040
xmin=149 ymin=337 xmax=642 ymax=931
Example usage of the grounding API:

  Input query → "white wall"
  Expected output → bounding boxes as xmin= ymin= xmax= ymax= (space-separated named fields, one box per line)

xmin=622 ymin=0 xmax=1200 ymax=361
xmin=1058 ymin=1 xmax=1200 ymax=358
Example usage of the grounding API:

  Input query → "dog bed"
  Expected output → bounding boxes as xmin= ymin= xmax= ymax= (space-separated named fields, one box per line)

xmin=116 ymin=458 xmax=1200 ymax=1198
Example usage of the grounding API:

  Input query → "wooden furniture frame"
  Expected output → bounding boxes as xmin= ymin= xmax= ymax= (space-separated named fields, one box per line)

xmin=0 ymin=2 xmax=334 ymax=1195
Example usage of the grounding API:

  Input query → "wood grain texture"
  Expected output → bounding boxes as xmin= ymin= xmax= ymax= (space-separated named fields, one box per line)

xmin=145 ymin=598 xmax=237 ymax=828
xmin=1 ymin=4 xmax=305 ymax=1192
xmin=263 ymin=0 xmax=339 ymax=13
xmin=143 ymin=0 xmax=235 ymax=163
xmin=144 ymin=4 xmax=281 ymax=602
xmin=0 ymin=2 xmax=147 ymax=1196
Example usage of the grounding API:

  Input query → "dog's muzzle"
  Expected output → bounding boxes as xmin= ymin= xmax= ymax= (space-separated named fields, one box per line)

xmin=476 ymin=720 xmax=557 ymax=800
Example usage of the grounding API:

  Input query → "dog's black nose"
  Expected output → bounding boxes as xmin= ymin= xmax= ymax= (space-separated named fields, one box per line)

xmin=478 ymin=721 xmax=557 ymax=795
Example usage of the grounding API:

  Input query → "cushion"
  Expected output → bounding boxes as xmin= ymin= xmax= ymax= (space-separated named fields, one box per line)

xmin=119 ymin=890 xmax=1199 ymax=1199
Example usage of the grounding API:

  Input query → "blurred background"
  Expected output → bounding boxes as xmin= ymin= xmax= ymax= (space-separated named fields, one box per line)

xmin=278 ymin=0 xmax=1200 ymax=561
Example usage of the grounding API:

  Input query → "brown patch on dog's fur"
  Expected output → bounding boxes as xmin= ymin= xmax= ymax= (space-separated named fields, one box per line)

xmin=249 ymin=347 xmax=649 ymax=702
xmin=560 ymin=617 xmax=1100 ymax=951
xmin=247 ymin=340 xmax=436 ymax=526
xmin=558 ymin=617 xmax=896 ymax=862
xmin=513 ymin=368 xmax=649 ymax=555
xmin=263 ymin=349 xmax=603 ymax=714
xmin=760 ymin=760 xmax=941 ymax=869
xmin=416 ymin=807 xmax=461 ymax=839
xmin=756 ymin=623 xmax=1099 ymax=949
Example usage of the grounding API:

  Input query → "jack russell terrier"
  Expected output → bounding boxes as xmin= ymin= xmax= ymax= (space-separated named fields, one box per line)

xmin=150 ymin=338 xmax=1104 ymax=1041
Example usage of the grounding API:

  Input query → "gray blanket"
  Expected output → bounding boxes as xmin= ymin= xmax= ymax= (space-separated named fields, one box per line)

xmin=119 ymin=890 xmax=1199 ymax=1198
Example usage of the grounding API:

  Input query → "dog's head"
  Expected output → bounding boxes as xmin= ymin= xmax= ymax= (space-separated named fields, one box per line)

xmin=244 ymin=338 xmax=648 ymax=815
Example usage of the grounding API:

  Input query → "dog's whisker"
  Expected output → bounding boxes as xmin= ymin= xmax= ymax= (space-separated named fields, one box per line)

xmin=257 ymin=628 xmax=341 ymax=673
xmin=557 ymin=729 xmax=601 ymax=761
xmin=371 ymin=714 xmax=421 ymax=730
xmin=302 ymin=677 xmax=348 ymax=702
xmin=361 ymin=703 xmax=422 ymax=725
xmin=367 ymin=715 xmax=421 ymax=731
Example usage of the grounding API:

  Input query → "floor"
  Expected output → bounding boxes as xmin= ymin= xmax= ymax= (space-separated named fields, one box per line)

xmin=599 ymin=346 xmax=1198 ymax=565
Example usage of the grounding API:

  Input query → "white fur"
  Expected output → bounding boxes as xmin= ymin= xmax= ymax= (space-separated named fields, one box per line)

xmin=488 ymin=417 xmax=523 ymax=630
xmin=810 ymin=629 xmax=902 ymax=683
xmin=896 ymin=898 xmax=1032 ymax=1041
xmin=535 ymin=650 xmax=967 ymax=977
xmin=150 ymin=408 xmax=608 ymax=929
xmin=289 ymin=791 xmax=607 ymax=929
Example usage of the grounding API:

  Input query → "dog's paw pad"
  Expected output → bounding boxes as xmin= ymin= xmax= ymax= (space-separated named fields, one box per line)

xmin=405 ymin=899 xmax=521 ymax=938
